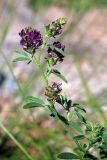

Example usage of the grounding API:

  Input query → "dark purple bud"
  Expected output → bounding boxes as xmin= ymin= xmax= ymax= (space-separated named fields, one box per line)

xmin=47 ymin=41 xmax=65 ymax=63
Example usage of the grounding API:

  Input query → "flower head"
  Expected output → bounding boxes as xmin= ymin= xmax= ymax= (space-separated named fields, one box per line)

xmin=47 ymin=41 xmax=65 ymax=64
xmin=52 ymin=82 xmax=62 ymax=93
xmin=46 ymin=18 xmax=67 ymax=38
xmin=45 ymin=82 xmax=62 ymax=100
xmin=19 ymin=27 xmax=43 ymax=54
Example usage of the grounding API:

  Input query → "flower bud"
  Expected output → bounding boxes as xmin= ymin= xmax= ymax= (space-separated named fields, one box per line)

xmin=45 ymin=18 xmax=67 ymax=38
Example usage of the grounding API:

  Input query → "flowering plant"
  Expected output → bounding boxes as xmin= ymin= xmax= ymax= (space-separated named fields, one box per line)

xmin=14 ymin=18 xmax=107 ymax=160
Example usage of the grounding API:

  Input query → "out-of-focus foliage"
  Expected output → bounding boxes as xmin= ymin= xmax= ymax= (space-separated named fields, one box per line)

xmin=70 ymin=0 xmax=107 ymax=12
xmin=29 ymin=0 xmax=107 ymax=12
xmin=29 ymin=0 xmax=55 ymax=11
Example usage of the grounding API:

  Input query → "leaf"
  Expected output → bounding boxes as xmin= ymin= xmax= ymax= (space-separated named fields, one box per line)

xmin=23 ymin=102 xmax=46 ymax=109
xmin=77 ymin=106 xmax=86 ymax=113
xmin=76 ymin=113 xmax=86 ymax=124
xmin=16 ymin=51 xmax=28 ymax=57
xmin=57 ymin=152 xmax=79 ymax=159
xmin=85 ymin=122 xmax=92 ymax=134
xmin=74 ymin=146 xmax=81 ymax=152
xmin=13 ymin=57 xmax=31 ymax=62
xmin=50 ymin=45 xmax=66 ymax=57
xmin=74 ymin=135 xmax=85 ymax=140
xmin=69 ymin=120 xmax=83 ymax=134
xmin=72 ymin=103 xmax=79 ymax=107
xmin=25 ymin=96 xmax=45 ymax=104
xmin=52 ymin=69 xmax=68 ymax=83
xmin=57 ymin=113 xmax=69 ymax=125
xmin=101 ymin=144 xmax=107 ymax=149
xmin=56 ymin=95 xmax=65 ymax=105
xmin=103 ymin=132 xmax=107 ymax=141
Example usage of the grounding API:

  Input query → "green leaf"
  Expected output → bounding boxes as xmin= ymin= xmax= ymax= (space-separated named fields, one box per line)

xmin=57 ymin=113 xmax=69 ymax=125
xmin=103 ymin=132 xmax=107 ymax=141
xmin=50 ymin=45 xmax=66 ymax=57
xmin=102 ymin=144 xmax=107 ymax=149
xmin=85 ymin=122 xmax=92 ymax=135
xmin=56 ymin=95 xmax=66 ymax=105
xmin=73 ymin=135 xmax=85 ymax=140
xmin=76 ymin=113 xmax=86 ymax=123
xmin=23 ymin=102 xmax=46 ymax=109
xmin=57 ymin=152 xmax=79 ymax=159
xmin=68 ymin=120 xmax=83 ymax=134
xmin=25 ymin=96 xmax=45 ymax=104
xmin=77 ymin=106 xmax=86 ymax=113
xmin=52 ymin=69 xmax=68 ymax=83
xmin=16 ymin=51 xmax=28 ymax=57
xmin=13 ymin=57 xmax=31 ymax=62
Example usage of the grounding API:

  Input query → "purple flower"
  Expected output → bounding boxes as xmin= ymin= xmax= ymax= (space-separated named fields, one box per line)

xmin=46 ymin=18 xmax=67 ymax=38
xmin=47 ymin=41 xmax=65 ymax=63
xmin=19 ymin=27 xmax=43 ymax=54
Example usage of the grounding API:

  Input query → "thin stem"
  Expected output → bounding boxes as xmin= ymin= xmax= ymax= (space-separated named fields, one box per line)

xmin=32 ymin=56 xmax=48 ymax=86
xmin=39 ymin=65 xmax=48 ymax=86
xmin=37 ymin=35 xmax=49 ymax=65
xmin=0 ymin=121 xmax=34 ymax=160
xmin=45 ymin=61 xmax=53 ymax=79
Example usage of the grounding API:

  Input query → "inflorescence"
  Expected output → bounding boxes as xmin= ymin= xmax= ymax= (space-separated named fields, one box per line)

xmin=19 ymin=27 xmax=43 ymax=54
xmin=46 ymin=18 xmax=67 ymax=38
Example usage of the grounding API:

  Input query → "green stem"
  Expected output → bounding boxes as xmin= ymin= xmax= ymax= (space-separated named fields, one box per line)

xmin=39 ymin=65 xmax=48 ymax=86
xmin=45 ymin=61 xmax=53 ymax=79
xmin=37 ymin=35 xmax=49 ymax=65
xmin=0 ymin=121 xmax=34 ymax=160
xmin=32 ymin=56 xmax=48 ymax=86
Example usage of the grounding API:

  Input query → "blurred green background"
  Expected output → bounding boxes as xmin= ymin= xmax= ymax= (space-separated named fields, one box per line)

xmin=0 ymin=0 xmax=107 ymax=159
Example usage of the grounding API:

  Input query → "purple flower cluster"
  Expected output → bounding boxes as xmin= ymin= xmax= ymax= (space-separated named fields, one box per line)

xmin=48 ymin=41 xmax=65 ymax=63
xmin=19 ymin=27 xmax=43 ymax=54
xmin=46 ymin=18 xmax=67 ymax=38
